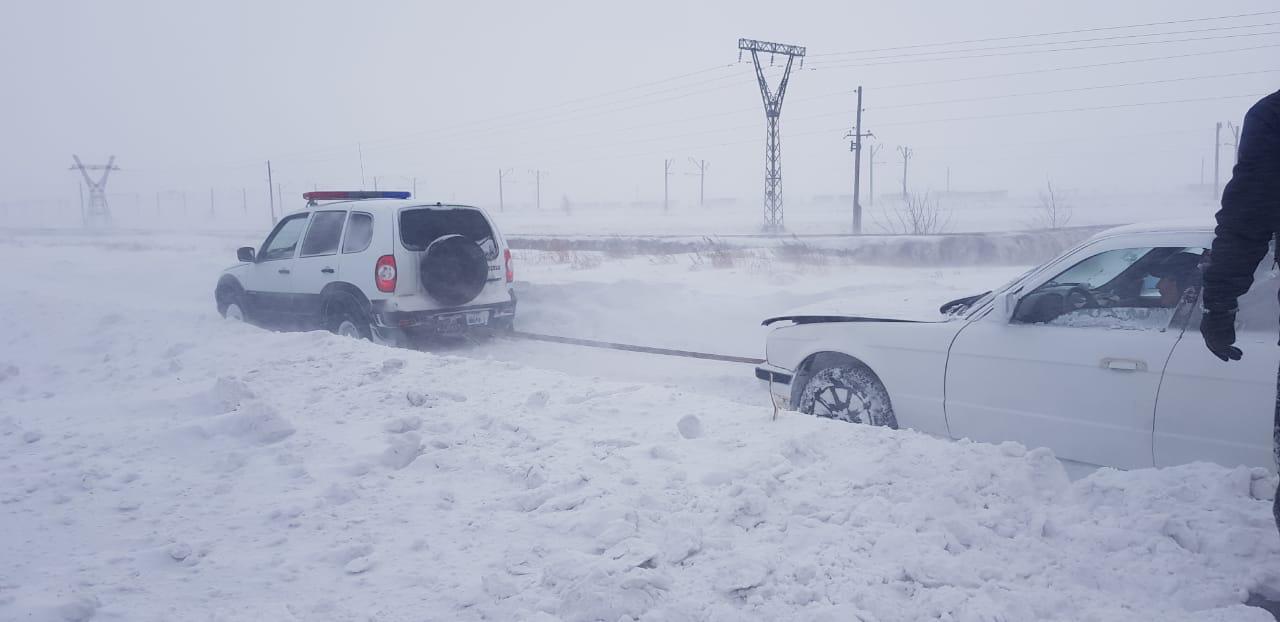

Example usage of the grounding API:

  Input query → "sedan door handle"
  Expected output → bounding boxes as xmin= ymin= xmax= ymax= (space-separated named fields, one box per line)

xmin=278 ymin=268 xmax=291 ymax=274
xmin=321 ymin=268 xmax=335 ymax=274
xmin=1101 ymin=358 xmax=1147 ymax=372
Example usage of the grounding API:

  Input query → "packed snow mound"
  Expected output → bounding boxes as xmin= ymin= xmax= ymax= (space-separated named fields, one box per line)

xmin=2 ymin=230 xmax=1279 ymax=620
xmin=2 ymin=310 xmax=1279 ymax=621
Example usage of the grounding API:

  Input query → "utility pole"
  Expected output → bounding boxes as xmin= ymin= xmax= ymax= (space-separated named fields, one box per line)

xmin=529 ymin=169 xmax=549 ymax=210
xmin=1214 ymin=122 xmax=1222 ymax=200
xmin=869 ymin=143 xmax=883 ymax=207
xmin=897 ymin=146 xmax=914 ymax=199
xmin=739 ymin=38 xmax=806 ymax=232
xmin=946 ymin=167 xmax=952 ymax=194
xmin=687 ymin=158 xmax=709 ymax=206
xmin=267 ymin=160 xmax=276 ymax=224
xmin=209 ymin=188 xmax=215 ymax=217
xmin=1227 ymin=121 xmax=1242 ymax=164
xmin=498 ymin=169 xmax=512 ymax=211
xmin=358 ymin=143 xmax=367 ymax=190
xmin=664 ymin=159 xmax=674 ymax=211
xmin=413 ymin=177 xmax=418 ymax=198
xmin=843 ymin=86 xmax=871 ymax=234
xmin=69 ymin=155 xmax=119 ymax=228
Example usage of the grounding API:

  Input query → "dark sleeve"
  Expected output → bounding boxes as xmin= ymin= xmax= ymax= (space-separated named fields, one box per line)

xmin=1203 ymin=93 xmax=1280 ymax=312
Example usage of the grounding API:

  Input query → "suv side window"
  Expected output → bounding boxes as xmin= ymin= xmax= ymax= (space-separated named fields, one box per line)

xmin=342 ymin=212 xmax=374 ymax=254
xmin=300 ymin=210 xmax=347 ymax=257
xmin=1013 ymin=246 xmax=1206 ymax=329
xmin=259 ymin=214 xmax=310 ymax=262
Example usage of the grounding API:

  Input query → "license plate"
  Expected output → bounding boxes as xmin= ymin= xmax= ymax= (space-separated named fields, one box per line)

xmin=465 ymin=311 xmax=489 ymax=326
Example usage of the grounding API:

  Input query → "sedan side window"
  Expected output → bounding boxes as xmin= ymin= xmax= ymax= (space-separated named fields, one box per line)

xmin=259 ymin=214 xmax=310 ymax=262
xmin=1013 ymin=246 xmax=1206 ymax=329
xmin=300 ymin=210 xmax=347 ymax=257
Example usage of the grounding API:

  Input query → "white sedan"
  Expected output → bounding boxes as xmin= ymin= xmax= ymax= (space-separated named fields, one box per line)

xmin=757 ymin=220 xmax=1278 ymax=472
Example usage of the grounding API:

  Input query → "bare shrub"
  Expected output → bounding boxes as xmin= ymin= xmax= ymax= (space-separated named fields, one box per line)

xmin=1034 ymin=180 xmax=1072 ymax=230
xmin=569 ymin=252 xmax=603 ymax=270
xmin=882 ymin=192 xmax=949 ymax=235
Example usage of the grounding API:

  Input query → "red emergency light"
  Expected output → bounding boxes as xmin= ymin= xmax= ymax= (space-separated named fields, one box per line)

xmin=303 ymin=191 xmax=411 ymax=203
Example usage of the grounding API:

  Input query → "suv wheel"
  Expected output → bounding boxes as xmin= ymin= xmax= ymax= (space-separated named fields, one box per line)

xmin=218 ymin=287 xmax=247 ymax=321
xmin=326 ymin=296 xmax=372 ymax=341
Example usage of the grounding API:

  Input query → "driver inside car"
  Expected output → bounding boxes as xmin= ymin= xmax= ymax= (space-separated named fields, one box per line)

xmin=1149 ymin=251 xmax=1204 ymax=308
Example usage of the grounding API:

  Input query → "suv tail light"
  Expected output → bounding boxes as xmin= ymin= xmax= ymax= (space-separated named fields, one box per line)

xmin=504 ymin=248 xmax=514 ymax=283
xmin=375 ymin=255 xmax=397 ymax=292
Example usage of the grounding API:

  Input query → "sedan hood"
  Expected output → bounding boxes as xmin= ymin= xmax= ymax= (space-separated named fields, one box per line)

xmin=761 ymin=314 xmax=940 ymax=327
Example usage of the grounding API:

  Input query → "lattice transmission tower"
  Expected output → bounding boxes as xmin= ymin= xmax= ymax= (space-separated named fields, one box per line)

xmin=738 ymin=38 xmax=805 ymax=232
xmin=70 ymin=155 xmax=119 ymax=227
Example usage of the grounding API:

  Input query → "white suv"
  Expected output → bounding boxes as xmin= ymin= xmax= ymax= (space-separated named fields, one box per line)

xmin=214 ymin=191 xmax=515 ymax=344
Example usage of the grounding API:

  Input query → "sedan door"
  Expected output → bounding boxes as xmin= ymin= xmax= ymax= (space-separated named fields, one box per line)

xmin=945 ymin=238 xmax=1205 ymax=469
xmin=1154 ymin=249 xmax=1279 ymax=470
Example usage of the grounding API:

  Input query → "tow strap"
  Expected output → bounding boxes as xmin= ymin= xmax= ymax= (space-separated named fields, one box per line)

xmin=507 ymin=331 xmax=765 ymax=365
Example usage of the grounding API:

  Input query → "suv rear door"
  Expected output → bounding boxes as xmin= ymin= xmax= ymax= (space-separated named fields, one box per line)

xmin=291 ymin=209 xmax=348 ymax=323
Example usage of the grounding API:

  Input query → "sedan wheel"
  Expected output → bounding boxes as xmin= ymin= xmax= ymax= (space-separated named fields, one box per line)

xmin=224 ymin=303 xmax=245 ymax=322
xmin=797 ymin=365 xmax=897 ymax=428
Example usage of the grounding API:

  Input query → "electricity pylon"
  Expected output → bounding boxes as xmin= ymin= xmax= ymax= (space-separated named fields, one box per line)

xmin=70 ymin=155 xmax=119 ymax=228
xmin=739 ymin=38 xmax=805 ymax=232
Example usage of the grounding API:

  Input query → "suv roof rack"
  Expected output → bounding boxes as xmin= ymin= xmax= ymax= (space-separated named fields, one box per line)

xmin=303 ymin=191 xmax=410 ymax=206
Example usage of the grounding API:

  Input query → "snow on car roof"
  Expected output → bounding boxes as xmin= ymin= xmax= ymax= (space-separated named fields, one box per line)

xmin=1091 ymin=218 xmax=1215 ymax=239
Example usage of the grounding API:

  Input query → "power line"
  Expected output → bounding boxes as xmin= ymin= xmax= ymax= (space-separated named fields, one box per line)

xmin=808 ymin=29 xmax=1280 ymax=71
xmin=812 ymin=20 xmax=1280 ymax=64
xmin=809 ymin=9 xmax=1280 ymax=57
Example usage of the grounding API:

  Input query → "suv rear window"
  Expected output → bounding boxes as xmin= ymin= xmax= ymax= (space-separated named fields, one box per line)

xmin=400 ymin=208 xmax=497 ymax=259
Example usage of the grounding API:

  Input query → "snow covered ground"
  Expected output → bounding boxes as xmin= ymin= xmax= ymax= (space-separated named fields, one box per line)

xmin=3 ymin=228 xmax=1280 ymax=621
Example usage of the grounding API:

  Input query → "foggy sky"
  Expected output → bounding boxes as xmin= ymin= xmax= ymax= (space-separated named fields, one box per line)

xmin=3 ymin=0 xmax=1277 ymax=212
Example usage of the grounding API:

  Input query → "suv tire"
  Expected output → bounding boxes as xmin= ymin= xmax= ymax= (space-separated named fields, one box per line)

xmin=420 ymin=234 xmax=488 ymax=307
xmin=326 ymin=295 xmax=372 ymax=340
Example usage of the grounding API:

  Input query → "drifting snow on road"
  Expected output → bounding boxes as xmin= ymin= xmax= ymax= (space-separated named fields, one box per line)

xmin=2 ymin=230 xmax=1280 ymax=621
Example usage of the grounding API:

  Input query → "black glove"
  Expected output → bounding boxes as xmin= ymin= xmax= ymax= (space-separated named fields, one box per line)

xmin=1200 ymin=309 xmax=1242 ymax=362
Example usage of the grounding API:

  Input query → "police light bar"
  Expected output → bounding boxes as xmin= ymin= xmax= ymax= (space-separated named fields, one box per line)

xmin=303 ymin=191 xmax=411 ymax=203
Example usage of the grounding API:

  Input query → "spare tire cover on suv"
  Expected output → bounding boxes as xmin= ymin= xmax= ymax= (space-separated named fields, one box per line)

xmin=420 ymin=234 xmax=488 ymax=307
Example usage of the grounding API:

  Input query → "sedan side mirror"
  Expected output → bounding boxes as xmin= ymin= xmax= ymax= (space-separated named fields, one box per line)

xmin=237 ymin=247 xmax=256 ymax=263
xmin=996 ymin=291 xmax=1018 ymax=322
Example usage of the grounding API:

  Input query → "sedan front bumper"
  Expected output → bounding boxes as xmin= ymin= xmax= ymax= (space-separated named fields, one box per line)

xmin=755 ymin=363 xmax=794 ymax=410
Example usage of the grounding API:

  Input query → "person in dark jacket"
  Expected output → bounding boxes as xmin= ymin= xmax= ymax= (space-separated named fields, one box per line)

xmin=1201 ymin=89 xmax=1280 ymax=532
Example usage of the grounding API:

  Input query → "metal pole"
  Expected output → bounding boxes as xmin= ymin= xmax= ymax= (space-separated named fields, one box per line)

xmin=664 ymin=159 xmax=673 ymax=211
xmin=267 ymin=160 xmax=276 ymax=224
xmin=852 ymin=86 xmax=864 ymax=234
xmin=497 ymin=169 xmax=504 ymax=211
xmin=358 ymin=143 xmax=366 ymax=190
xmin=700 ymin=160 xmax=706 ymax=206
xmin=413 ymin=177 xmax=417 ymax=198
xmin=79 ymin=183 xmax=86 ymax=227
xmin=1214 ymin=122 xmax=1222 ymax=200
xmin=536 ymin=170 xmax=541 ymax=210
xmin=242 ymin=188 xmax=247 ymax=214
xmin=210 ymin=187 xmax=215 ymax=217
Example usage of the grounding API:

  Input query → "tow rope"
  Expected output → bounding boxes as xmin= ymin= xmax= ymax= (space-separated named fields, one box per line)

xmin=507 ymin=331 xmax=764 ymax=365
